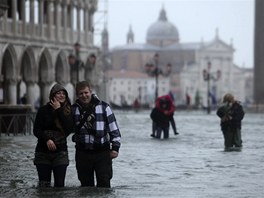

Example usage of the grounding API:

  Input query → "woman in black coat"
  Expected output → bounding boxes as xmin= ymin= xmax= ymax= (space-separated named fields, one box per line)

xmin=33 ymin=84 xmax=73 ymax=187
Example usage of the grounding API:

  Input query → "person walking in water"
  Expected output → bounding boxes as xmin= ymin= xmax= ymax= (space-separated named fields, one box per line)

xmin=72 ymin=81 xmax=121 ymax=188
xmin=33 ymin=84 xmax=73 ymax=187
xmin=216 ymin=93 xmax=245 ymax=151
xmin=150 ymin=95 xmax=179 ymax=139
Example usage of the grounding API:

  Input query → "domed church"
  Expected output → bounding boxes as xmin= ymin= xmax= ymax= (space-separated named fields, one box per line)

xmin=146 ymin=8 xmax=179 ymax=46
xmin=108 ymin=7 xmax=252 ymax=108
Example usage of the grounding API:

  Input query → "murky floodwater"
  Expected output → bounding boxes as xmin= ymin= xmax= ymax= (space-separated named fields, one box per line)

xmin=1 ymin=110 xmax=264 ymax=197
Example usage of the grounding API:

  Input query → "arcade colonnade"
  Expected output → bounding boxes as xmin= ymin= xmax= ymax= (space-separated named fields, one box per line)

xmin=0 ymin=0 xmax=100 ymax=111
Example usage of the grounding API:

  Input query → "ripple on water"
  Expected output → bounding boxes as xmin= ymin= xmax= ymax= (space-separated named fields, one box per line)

xmin=0 ymin=111 xmax=264 ymax=197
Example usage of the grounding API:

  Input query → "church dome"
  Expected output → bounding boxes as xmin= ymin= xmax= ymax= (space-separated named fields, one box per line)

xmin=146 ymin=8 xmax=179 ymax=46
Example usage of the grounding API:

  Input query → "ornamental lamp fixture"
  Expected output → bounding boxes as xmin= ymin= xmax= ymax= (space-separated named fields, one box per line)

xmin=88 ymin=53 xmax=96 ymax=65
xmin=68 ymin=53 xmax=76 ymax=65
xmin=74 ymin=42 xmax=81 ymax=56
xmin=0 ymin=0 xmax=8 ymax=17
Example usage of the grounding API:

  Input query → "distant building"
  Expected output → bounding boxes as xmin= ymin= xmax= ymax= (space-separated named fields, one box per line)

xmin=107 ymin=70 xmax=170 ymax=107
xmin=108 ymin=6 xmax=253 ymax=107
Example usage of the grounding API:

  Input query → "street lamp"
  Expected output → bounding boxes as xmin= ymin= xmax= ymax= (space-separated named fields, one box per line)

xmin=68 ymin=42 xmax=83 ymax=85
xmin=145 ymin=53 xmax=172 ymax=101
xmin=203 ymin=61 xmax=221 ymax=114
xmin=85 ymin=53 xmax=97 ymax=85
xmin=88 ymin=53 xmax=96 ymax=69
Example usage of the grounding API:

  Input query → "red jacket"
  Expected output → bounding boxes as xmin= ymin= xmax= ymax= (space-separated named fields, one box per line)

xmin=155 ymin=95 xmax=175 ymax=115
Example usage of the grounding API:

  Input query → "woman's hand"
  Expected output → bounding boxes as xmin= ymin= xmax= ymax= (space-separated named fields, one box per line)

xmin=47 ymin=139 xmax=57 ymax=151
xmin=50 ymin=97 xmax=61 ymax=110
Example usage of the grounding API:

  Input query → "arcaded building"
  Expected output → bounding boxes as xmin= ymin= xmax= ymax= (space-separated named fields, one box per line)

xmin=110 ymin=7 xmax=252 ymax=107
xmin=0 ymin=0 xmax=101 ymax=111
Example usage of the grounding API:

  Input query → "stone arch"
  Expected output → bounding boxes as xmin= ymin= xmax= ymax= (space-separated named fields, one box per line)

xmin=38 ymin=48 xmax=53 ymax=84
xmin=18 ymin=46 xmax=38 ymax=108
xmin=21 ymin=46 xmax=37 ymax=83
xmin=55 ymin=50 xmax=70 ymax=84
xmin=1 ymin=44 xmax=18 ymax=104
xmin=38 ymin=48 xmax=54 ymax=105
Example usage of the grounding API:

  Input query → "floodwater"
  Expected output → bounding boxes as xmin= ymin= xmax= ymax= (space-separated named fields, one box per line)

xmin=0 ymin=110 xmax=264 ymax=198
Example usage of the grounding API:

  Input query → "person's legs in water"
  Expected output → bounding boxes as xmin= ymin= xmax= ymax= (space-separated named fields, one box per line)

xmin=163 ymin=127 xmax=169 ymax=139
xmin=76 ymin=150 xmax=95 ymax=187
xmin=36 ymin=164 xmax=52 ymax=187
xmin=53 ymin=165 xmax=68 ymax=187
xmin=233 ymin=128 xmax=242 ymax=148
xmin=95 ymin=151 xmax=112 ymax=188
xmin=156 ymin=127 xmax=162 ymax=139
xmin=223 ymin=128 xmax=235 ymax=151
xmin=151 ymin=122 xmax=157 ymax=137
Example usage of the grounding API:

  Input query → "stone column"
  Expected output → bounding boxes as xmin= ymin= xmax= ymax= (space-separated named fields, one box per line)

xmin=61 ymin=1 xmax=67 ymax=42
xmin=69 ymin=2 xmax=74 ymax=43
xmin=38 ymin=0 xmax=44 ymax=37
xmin=29 ymin=0 xmax=35 ymax=36
xmin=54 ymin=0 xmax=61 ymax=41
xmin=21 ymin=0 xmax=26 ymax=36
xmin=2 ymin=10 xmax=7 ymax=34
xmin=47 ymin=0 xmax=54 ymax=39
xmin=40 ymin=83 xmax=52 ymax=105
xmin=88 ymin=13 xmax=94 ymax=44
xmin=76 ymin=4 xmax=81 ymax=41
xmin=83 ymin=7 xmax=88 ymax=44
xmin=12 ymin=0 xmax=17 ymax=35
xmin=7 ymin=80 xmax=17 ymax=105
xmin=26 ymin=81 xmax=35 ymax=111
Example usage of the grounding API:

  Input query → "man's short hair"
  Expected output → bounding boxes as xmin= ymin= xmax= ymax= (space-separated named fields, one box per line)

xmin=76 ymin=81 xmax=92 ymax=95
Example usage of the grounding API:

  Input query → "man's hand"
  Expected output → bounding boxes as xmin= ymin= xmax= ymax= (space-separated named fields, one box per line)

xmin=110 ymin=150 xmax=119 ymax=159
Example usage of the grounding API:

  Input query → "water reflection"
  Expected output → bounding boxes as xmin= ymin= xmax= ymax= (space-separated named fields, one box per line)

xmin=0 ymin=111 xmax=264 ymax=197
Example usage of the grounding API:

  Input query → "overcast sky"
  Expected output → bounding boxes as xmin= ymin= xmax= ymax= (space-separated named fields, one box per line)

xmin=94 ymin=0 xmax=254 ymax=68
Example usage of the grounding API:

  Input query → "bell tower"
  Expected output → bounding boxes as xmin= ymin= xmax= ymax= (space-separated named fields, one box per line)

xmin=254 ymin=0 xmax=264 ymax=105
xmin=127 ymin=25 xmax=134 ymax=44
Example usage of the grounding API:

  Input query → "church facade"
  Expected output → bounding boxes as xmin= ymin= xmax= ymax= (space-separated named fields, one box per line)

xmin=109 ymin=7 xmax=253 ymax=108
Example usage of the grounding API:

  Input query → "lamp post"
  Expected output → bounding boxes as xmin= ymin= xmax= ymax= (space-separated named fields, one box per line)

xmin=68 ymin=42 xmax=83 ymax=86
xmin=153 ymin=53 xmax=159 ymax=100
xmin=202 ymin=61 xmax=221 ymax=114
xmin=145 ymin=53 xmax=172 ymax=101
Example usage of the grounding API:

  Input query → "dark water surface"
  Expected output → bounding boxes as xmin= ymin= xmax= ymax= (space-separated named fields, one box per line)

xmin=0 ymin=110 xmax=264 ymax=197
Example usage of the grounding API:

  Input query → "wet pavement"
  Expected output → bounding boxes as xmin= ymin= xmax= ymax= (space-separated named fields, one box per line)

xmin=0 ymin=110 xmax=263 ymax=197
